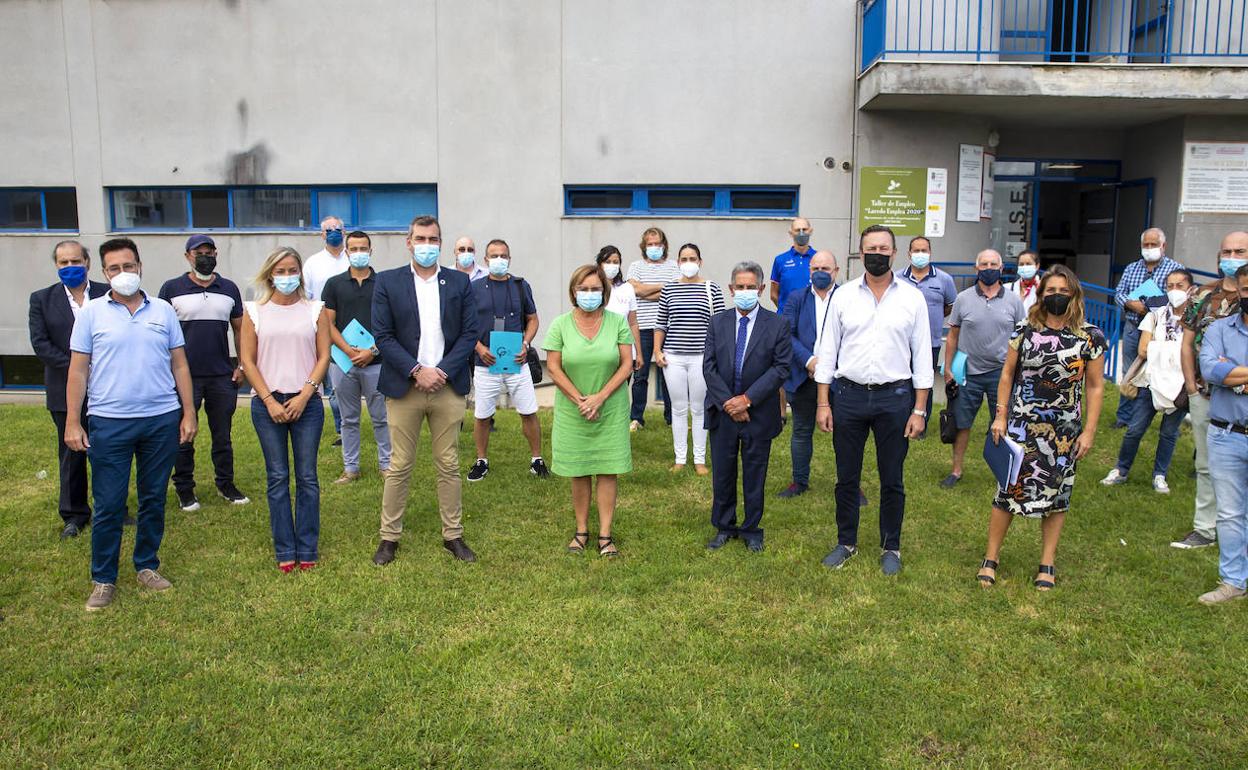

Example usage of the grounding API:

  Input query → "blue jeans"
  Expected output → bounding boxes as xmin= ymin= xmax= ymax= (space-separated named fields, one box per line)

xmin=87 ymin=409 xmax=181 ymax=584
xmin=1116 ymin=323 xmax=1141 ymax=424
xmin=251 ymin=394 xmax=324 ymax=563
xmin=1209 ymin=427 xmax=1248 ymax=589
xmin=833 ymin=380 xmax=912 ymax=551
xmin=953 ymin=369 xmax=1001 ymax=430
xmin=1114 ymin=387 xmax=1187 ymax=478
xmin=789 ymin=379 xmax=819 ymax=487
xmin=323 ymin=376 xmax=342 ymax=434
xmin=629 ymin=329 xmax=671 ymax=425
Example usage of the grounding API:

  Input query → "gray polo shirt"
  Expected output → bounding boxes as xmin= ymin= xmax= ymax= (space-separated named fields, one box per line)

xmin=948 ymin=283 xmax=1026 ymax=375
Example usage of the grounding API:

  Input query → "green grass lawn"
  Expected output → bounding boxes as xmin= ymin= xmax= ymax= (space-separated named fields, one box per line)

xmin=1 ymin=391 xmax=1246 ymax=768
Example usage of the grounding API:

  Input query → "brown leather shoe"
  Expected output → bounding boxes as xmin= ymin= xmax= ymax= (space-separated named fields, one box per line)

xmin=372 ymin=539 xmax=398 ymax=566
xmin=443 ymin=537 xmax=477 ymax=562
xmin=334 ymin=471 xmax=361 ymax=485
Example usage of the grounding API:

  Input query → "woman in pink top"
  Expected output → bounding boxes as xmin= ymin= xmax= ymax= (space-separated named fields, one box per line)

xmin=238 ymin=247 xmax=331 ymax=572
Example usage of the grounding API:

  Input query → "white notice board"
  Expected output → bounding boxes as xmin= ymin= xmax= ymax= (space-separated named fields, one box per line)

xmin=1181 ymin=141 xmax=1248 ymax=214
xmin=957 ymin=144 xmax=984 ymax=222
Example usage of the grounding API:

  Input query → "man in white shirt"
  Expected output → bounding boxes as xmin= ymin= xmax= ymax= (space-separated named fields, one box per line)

xmin=301 ymin=215 xmax=347 ymax=442
xmin=815 ymin=225 xmax=934 ymax=576
xmin=453 ymin=236 xmax=488 ymax=281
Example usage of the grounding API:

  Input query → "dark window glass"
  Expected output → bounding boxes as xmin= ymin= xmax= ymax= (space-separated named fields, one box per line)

xmin=568 ymin=189 xmax=632 ymax=210
xmin=232 ymin=188 xmax=312 ymax=228
xmin=0 ymin=355 xmax=45 ymax=386
xmin=317 ymin=190 xmax=353 ymax=226
xmin=730 ymin=190 xmax=797 ymax=212
xmin=0 ymin=190 xmax=44 ymax=229
xmin=360 ymin=188 xmax=436 ymax=227
xmin=112 ymin=189 xmax=188 ymax=228
xmin=43 ymin=190 xmax=78 ymax=229
xmin=649 ymin=190 xmax=714 ymax=209
xmin=190 ymin=189 xmax=229 ymax=228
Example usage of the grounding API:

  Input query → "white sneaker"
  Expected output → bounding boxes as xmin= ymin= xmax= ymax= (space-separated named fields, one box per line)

xmin=1152 ymin=475 xmax=1171 ymax=494
xmin=1198 ymin=583 xmax=1247 ymax=605
xmin=1100 ymin=468 xmax=1126 ymax=486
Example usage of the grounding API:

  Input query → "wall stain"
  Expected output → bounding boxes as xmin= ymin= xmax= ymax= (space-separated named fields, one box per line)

xmin=226 ymin=142 xmax=270 ymax=185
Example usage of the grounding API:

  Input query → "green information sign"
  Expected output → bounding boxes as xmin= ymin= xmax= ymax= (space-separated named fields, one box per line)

xmin=859 ymin=166 xmax=927 ymax=236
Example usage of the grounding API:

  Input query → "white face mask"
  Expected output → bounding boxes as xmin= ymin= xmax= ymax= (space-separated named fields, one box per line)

xmin=601 ymin=263 xmax=621 ymax=280
xmin=1141 ymin=247 xmax=1162 ymax=263
xmin=110 ymin=271 xmax=141 ymax=297
xmin=679 ymin=261 xmax=700 ymax=278
xmin=1167 ymin=288 xmax=1189 ymax=308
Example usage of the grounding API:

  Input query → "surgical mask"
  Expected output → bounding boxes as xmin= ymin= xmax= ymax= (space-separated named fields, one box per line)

xmin=575 ymin=290 xmax=603 ymax=312
xmin=601 ymin=262 xmax=621 ymax=280
xmin=1042 ymin=293 xmax=1072 ymax=316
xmin=679 ymin=261 xmax=700 ymax=279
xmin=348 ymin=251 xmax=371 ymax=269
xmin=412 ymin=244 xmax=440 ymax=268
xmin=863 ymin=253 xmax=892 ymax=277
xmin=733 ymin=289 xmax=759 ymax=311
xmin=793 ymin=232 xmax=811 ymax=247
xmin=909 ymin=252 xmax=931 ymax=269
xmin=1167 ymin=288 xmax=1189 ymax=308
xmin=457 ymin=251 xmax=476 ymax=269
xmin=1017 ymin=264 xmax=1038 ymax=281
xmin=645 ymin=245 xmax=664 ymax=261
xmin=1221 ymin=258 xmax=1248 ymax=277
xmin=325 ymin=229 xmax=344 ymax=248
xmin=58 ymin=265 xmax=87 ymax=288
xmin=193 ymin=254 xmax=217 ymax=279
xmin=109 ymin=271 xmax=141 ymax=297
xmin=273 ymin=275 xmax=301 ymax=296
xmin=488 ymin=257 xmax=510 ymax=276
xmin=1141 ymin=247 xmax=1162 ymax=263
xmin=977 ymin=268 xmax=1002 ymax=286
xmin=810 ymin=270 xmax=833 ymax=291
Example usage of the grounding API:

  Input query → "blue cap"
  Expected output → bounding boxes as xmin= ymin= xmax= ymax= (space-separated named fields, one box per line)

xmin=185 ymin=234 xmax=216 ymax=252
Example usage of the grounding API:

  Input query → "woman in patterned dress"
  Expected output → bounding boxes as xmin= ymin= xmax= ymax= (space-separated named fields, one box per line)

xmin=976 ymin=265 xmax=1106 ymax=590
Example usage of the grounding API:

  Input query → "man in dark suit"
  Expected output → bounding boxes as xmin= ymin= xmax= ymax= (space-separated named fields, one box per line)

xmin=370 ymin=215 xmax=480 ymax=565
xmin=703 ymin=260 xmax=792 ymax=552
xmin=28 ymin=240 xmax=109 ymax=538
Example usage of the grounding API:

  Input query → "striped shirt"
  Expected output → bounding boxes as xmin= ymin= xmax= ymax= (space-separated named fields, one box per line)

xmin=1114 ymin=256 xmax=1185 ymax=324
xmin=655 ymin=280 xmax=726 ymax=355
xmin=626 ymin=259 xmax=681 ymax=329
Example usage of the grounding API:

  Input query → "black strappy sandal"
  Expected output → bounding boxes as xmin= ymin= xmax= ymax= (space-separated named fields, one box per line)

xmin=567 ymin=532 xmax=589 ymax=554
xmin=597 ymin=535 xmax=619 ymax=558
xmin=977 ymin=559 xmax=998 ymax=586
xmin=1034 ymin=564 xmax=1055 ymax=591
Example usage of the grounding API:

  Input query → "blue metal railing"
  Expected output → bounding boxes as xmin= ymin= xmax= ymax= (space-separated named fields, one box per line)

xmin=861 ymin=0 xmax=1248 ymax=71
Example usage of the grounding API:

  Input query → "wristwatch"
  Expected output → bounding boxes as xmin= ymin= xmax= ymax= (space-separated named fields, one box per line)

xmin=912 ymin=409 xmax=927 ymax=418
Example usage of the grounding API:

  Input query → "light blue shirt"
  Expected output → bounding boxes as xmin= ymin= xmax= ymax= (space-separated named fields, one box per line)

xmin=70 ymin=292 xmax=185 ymax=419
xmin=1200 ymin=312 xmax=1248 ymax=426
xmin=898 ymin=266 xmax=957 ymax=348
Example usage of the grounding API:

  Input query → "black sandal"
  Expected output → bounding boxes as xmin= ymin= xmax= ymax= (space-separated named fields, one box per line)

xmin=1034 ymin=564 xmax=1055 ymax=590
xmin=977 ymin=559 xmax=998 ymax=586
xmin=597 ymin=535 xmax=619 ymax=558
xmin=567 ymin=532 xmax=589 ymax=553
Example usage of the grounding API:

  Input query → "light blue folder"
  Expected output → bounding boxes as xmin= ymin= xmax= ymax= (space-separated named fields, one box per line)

xmin=330 ymin=319 xmax=376 ymax=374
xmin=488 ymin=331 xmax=524 ymax=375
xmin=1127 ymin=278 xmax=1164 ymax=301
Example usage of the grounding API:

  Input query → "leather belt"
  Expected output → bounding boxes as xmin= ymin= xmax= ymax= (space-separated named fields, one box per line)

xmin=836 ymin=378 xmax=911 ymax=392
xmin=1211 ymin=419 xmax=1248 ymax=436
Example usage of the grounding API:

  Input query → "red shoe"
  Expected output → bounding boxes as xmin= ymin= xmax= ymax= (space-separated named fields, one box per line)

xmin=278 ymin=562 xmax=296 ymax=573
xmin=298 ymin=561 xmax=317 ymax=571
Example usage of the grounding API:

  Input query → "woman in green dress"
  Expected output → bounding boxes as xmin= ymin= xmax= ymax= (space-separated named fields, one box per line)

xmin=543 ymin=264 xmax=635 ymax=557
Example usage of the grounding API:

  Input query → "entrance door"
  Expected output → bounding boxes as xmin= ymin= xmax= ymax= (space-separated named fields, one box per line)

xmin=1112 ymin=179 xmax=1155 ymax=286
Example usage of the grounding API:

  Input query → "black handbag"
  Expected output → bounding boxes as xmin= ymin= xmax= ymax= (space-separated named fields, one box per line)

xmin=526 ymin=346 xmax=542 ymax=384
xmin=939 ymin=381 xmax=960 ymax=445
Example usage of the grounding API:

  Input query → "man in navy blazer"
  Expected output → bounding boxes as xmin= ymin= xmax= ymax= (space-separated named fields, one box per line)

xmin=28 ymin=240 xmax=109 ymax=538
xmin=370 ymin=215 xmax=481 ymax=565
xmin=703 ymin=260 xmax=792 ymax=551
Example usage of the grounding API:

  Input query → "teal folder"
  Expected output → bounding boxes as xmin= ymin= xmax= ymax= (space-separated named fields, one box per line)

xmin=488 ymin=331 xmax=524 ymax=375
xmin=330 ymin=319 xmax=376 ymax=374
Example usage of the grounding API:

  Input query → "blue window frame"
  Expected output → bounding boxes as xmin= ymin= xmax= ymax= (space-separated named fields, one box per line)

xmin=564 ymin=185 xmax=799 ymax=217
xmin=0 ymin=188 xmax=78 ymax=232
xmin=108 ymin=184 xmax=437 ymax=231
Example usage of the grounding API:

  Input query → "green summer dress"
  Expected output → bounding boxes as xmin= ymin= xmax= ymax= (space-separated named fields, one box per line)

xmin=542 ymin=310 xmax=634 ymax=477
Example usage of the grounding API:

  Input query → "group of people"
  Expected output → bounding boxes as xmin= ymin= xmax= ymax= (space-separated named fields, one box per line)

xmin=26 ymin=212 xmax=1248 ymax=611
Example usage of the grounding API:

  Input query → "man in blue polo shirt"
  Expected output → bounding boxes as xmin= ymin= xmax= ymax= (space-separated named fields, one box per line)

xmin=769 ymin=217 xmax=816 ymax=311
xmin=897 ymin=236 xmax=957 ymax=373
xmin=159 ymin=234 xmax=249 ymax=511
xmin=65 ymin=238 xmax=197 ymax=612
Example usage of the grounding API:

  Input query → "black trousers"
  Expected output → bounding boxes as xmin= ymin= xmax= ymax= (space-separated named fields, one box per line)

xmin=50 ymin=409 xmax=91 ymax=527
xmin=709 ymin=419 xmax=772 ymax=540
xmin=172 ymin=375 xmax=238 ymax=493
xmin=832 ymin=380 xmax=913 ymax=551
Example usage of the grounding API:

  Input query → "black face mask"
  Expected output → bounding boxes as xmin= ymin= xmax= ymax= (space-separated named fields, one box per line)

xmin=193 ymin=254 xmax=217 ymax=276
xmin=1042 ymin=293 xmax=1072 ymax=317
xmin=977 ymin=268 xmax=1001 ymax=286
xmin=863 ymin=253 xmax=892 ymax=277
xmin=1240 ymin=296 xmax=1248 ymax=316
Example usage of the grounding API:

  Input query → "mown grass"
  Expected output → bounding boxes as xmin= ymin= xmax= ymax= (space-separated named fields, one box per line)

xmin=1 ymin=390 xmax=1245 ymax=768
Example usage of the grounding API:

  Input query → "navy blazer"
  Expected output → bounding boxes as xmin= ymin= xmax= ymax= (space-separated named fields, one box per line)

xmin=28 ymin=280 xmax=110 ymax=411
xmin=372 ymin=265 xmax=480 ymax=398
xmin=782 ymin=285 xmax=837 ymax=396
xmin=702 ymin=307 xmax=792 ymax=441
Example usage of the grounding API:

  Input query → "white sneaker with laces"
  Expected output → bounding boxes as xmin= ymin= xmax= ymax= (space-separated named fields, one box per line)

xmin=1152 ymin=475 xmax=1170 ymax=494
xmin=1100 ymin=468 xmax=1126 ymax=486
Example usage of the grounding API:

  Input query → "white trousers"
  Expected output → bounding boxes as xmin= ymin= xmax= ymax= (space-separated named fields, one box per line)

xmin=665 ymin=353 xmax=707 ymax=464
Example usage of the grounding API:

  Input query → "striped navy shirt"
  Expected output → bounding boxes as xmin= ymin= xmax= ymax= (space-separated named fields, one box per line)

xmin=655 ymin=280 xmax=726 ymax=355
xmin=627 ymin=259 xmax=681 ymax=329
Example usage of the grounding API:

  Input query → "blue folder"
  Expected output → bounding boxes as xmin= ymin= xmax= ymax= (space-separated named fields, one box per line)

xmin=330 ymin=319 xmax=376 ymax=374
xmin=488 ymin=331 xmax=524 ymax=375
xmin=983 ymin=433 xmax=1024 ymax=490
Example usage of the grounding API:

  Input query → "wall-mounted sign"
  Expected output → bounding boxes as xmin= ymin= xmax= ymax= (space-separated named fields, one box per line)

xmin=980 ymin=151 xmax=996 ymax=220
xmin=859 ymin=166 xmax=942 ymax=236
xmin=925 ymin=167 xmax=948 ymax=238
xmin=957 ymin=144 xmax=985 ymax=222
xmin=1181 ymin=141 xmax=1248 ymax=213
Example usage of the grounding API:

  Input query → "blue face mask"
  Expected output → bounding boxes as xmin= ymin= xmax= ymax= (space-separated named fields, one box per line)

xmin=412 ymin=244 xmax=440 ymax=268
xmin=909 ymin=252 xmax=931 ymax=269
xmin=645 ymin=245 xmax=665 ymax=261
xmin=325 ymin=229 xmax=344 ymax=248
xmin=810 ymin=270 xmax=833 ymax=290
xmin=273 ymin=275 xmax=301 ymax=295
xmin=1221 ymin=258 xmax=1248 ymax=277
xmin=576 ymin=290 xmax=603 ymax=312
xmin=1017 ymin=264 xmax=1038 ymax=280
xmin=457 ymin=251 xmax=476 ymax=269
xmin=348 ymin=252 xmax=371 ymax=269
xmin=58 ymin=265 xmax=88 ymax=288
xmin=733 ymin=289 xmax=759 ymax=311
xmin=977 ymin=268 xmax=1002 ymax=286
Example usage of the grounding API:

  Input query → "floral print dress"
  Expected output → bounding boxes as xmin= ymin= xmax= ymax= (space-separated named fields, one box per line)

xmin=994 ymin=321 xmax=1107 ymax=518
